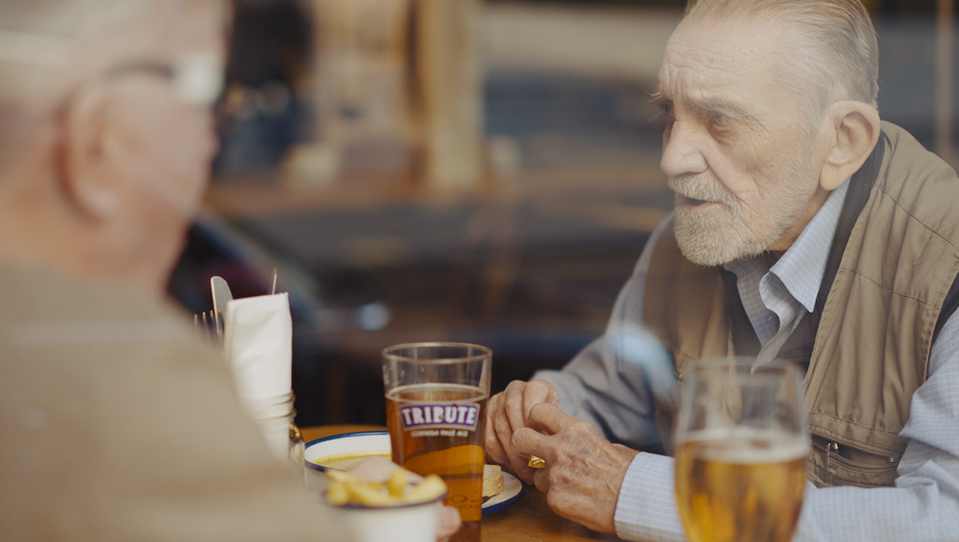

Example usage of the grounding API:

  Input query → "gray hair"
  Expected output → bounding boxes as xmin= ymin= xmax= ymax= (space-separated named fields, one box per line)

xmin=684 ymin=0 xmax=879 ymax=135
xmin=0 ymin=0 xmax=157 ymax=99
xmin=0 ymin=0 xmax=154 ymax=35
xmin=0 ymin=0 xmax=158 ymax=169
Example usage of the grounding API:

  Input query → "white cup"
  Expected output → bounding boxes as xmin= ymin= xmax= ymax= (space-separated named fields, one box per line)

xmin=327 ymin=499 xmax=442 ymax=542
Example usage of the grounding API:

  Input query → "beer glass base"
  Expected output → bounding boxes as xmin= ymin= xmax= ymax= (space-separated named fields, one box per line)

xmin=449 ymin=520 xmax=480 ymax=542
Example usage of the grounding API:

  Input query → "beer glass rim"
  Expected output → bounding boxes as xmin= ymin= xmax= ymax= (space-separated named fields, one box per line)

xmin=382 ymin=342 xmax=492 ymax=365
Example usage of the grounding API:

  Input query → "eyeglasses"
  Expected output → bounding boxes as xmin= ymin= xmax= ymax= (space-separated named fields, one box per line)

xmin=0 ymin=29 xmax=224 ymax=108
xmin=93 ymin=55 xmax=225 ymax=108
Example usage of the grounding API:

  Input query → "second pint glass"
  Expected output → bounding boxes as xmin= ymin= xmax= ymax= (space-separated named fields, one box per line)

xmin=674 ymin=357 xmax=809 ymax=542
xmin=382 ymin=342 xmax=492 ymax=542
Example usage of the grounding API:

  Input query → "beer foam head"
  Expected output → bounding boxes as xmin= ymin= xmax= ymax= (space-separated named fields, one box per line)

xmin=682 ymin=427 xmax=810 ymax=464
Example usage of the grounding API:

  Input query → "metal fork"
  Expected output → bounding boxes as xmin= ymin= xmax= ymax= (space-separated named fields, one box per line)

xmin=193 ymin=310 xmax=216 ymax=346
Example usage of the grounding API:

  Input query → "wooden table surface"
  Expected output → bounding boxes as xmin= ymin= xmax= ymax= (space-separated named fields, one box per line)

xmin=301 ymin=425 xmax=621 ymax=541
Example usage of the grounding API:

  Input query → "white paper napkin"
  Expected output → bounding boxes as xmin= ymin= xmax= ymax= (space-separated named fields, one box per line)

xmin=222 ymin=292 xmax=293 ymax=405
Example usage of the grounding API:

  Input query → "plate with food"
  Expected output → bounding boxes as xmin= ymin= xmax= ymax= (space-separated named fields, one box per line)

xmin=305 ymin=431 xmax=526 ymax=514
xmin=480 ymin=464 xmax=526 ymax=513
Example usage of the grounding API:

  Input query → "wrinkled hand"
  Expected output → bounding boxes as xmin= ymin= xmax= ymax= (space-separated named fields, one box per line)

xmin=510 ymin=403 xmax=639 ymax=534
xmin=348 ymin=457 xmax=462 ymax=540
xmin=485 ymin=380 xmax=560 ymax=483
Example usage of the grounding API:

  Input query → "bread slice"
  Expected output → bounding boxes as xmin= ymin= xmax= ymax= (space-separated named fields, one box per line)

xmin=482 ymin=464 xmax=505 ymax=498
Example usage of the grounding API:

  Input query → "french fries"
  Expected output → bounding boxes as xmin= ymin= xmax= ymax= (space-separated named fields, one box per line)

xmin=324 ymin=468 xmax=447 ymax=507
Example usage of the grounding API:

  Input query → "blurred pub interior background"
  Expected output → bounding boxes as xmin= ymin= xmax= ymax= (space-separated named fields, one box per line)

xmin=168 ymin=0 xmax=959 ymax=427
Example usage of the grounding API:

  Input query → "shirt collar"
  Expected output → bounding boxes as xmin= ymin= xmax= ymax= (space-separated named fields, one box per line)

xmin=769 ymin=179 xmax=850 ymax=313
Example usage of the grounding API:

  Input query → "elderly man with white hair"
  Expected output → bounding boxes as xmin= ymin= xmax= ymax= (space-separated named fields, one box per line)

xmin=486 ymin=1 xmax=959 ymax=541
xmin=0 ymin=1 xmax=462 ymax=540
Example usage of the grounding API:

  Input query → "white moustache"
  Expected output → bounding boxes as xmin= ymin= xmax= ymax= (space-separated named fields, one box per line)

xmin=667 ymin=175 xmax=736 ymax=206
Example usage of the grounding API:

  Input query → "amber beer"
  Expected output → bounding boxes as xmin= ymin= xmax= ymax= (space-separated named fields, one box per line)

xmin=382 ymin=342 xmax=492 ymax=542
xmin=675 ymin=429 xmax=808 ymax=542
xmin=386 ymin=383 xmax=487 ymax=541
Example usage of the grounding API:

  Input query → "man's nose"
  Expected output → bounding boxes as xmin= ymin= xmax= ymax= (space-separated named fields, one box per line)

xmin=660 ymin=121 xmax=708 ymax=178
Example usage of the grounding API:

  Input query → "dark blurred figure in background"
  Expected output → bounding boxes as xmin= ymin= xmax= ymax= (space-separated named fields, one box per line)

xmin=214 ymin=0 xmax=314 ymax=177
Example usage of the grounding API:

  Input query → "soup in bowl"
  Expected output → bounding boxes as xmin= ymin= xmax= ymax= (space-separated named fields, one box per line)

xmin=305 ymin=431 xmax=392 ymax=472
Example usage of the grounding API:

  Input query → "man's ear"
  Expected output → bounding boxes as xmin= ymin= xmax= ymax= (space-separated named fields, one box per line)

xmin=818 ymin=100 xmax=881 ymax=191
xmin=60 ymin=84 xmax=123 ymax=219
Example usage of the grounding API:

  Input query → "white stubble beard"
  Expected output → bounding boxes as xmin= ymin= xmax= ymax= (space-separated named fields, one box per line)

xmin=668 ymin=146 xmax=818 ymax=267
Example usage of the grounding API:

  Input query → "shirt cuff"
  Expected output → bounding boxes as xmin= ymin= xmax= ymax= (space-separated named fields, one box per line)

xmin=614 ymin=452 xmax=687 ymax=542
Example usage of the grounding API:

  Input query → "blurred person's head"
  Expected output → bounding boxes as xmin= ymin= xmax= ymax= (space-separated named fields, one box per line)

xmin=656 ymin=0 xmax=881 ymax=266
xmin=0 ymin=0 xmax=227 ymax=295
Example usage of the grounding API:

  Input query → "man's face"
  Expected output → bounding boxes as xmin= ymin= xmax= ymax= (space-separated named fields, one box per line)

xmin=116 ymin=0 xmax=226 ymax=217
xmin=655 ymin=15 xmax=826 ymax=266
xmin=91 ymin=0 xmax=226 ymax=281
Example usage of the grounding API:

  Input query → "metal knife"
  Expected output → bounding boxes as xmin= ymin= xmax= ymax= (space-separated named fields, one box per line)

xmin=210 ymin=276 xmax=233 ymax=344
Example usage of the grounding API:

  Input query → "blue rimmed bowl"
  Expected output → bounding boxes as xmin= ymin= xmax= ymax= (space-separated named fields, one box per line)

xmin=305 ymin=431 xmax=391 ymax=472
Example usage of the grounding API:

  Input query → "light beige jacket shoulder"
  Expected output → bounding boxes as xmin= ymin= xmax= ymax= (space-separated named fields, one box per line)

xmin=0 ymin=265 xmax=351 ymax=541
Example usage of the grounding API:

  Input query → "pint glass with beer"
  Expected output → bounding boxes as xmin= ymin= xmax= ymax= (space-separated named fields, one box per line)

xmin=382 ymin=342 xmax=492 ymax=542
xmin=674 ymin=358 xmax=809 ymax=542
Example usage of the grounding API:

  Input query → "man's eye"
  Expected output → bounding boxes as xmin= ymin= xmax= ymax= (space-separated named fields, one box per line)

xmin=659 ymin=102 xmax=674 ymax=119
xmin=711 ymin=112 xmax=730 ymax=126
